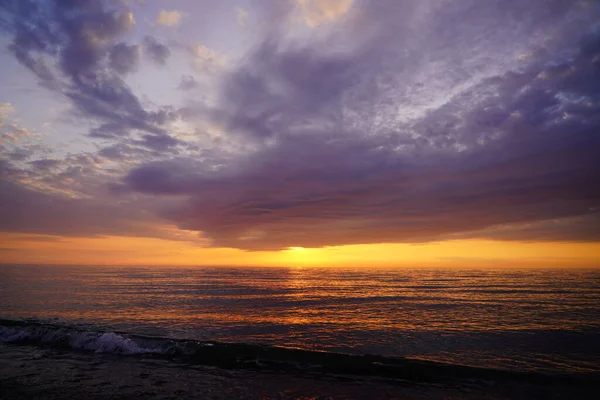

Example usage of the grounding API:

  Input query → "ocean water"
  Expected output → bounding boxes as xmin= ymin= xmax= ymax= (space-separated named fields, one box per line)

xmin=1 ymin=265 xmax=599 ymax=375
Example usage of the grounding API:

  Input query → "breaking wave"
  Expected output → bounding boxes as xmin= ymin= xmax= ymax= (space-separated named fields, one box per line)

xmin=0 ymin=318 xmax=208 ymax=356
xmin=1 ymin=317 xmax=599 ymax=387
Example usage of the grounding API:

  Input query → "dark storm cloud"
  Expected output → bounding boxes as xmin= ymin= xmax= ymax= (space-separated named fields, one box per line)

xmin=122 ymin=0 xmax=600 ymax=250
xmin=0 ymin=0 xmax=175 ymax=141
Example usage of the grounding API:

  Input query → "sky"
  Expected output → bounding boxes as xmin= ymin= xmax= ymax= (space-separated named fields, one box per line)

xmin=0 ymin=0 xmax=599 ymax=267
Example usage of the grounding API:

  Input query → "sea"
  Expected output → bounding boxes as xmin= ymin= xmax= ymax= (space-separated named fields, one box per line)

xmin=1 ymin=265 xmax=599 ymax=377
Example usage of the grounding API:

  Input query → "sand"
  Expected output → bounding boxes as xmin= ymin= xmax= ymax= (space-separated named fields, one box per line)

xmin=1 ymin=344 xmax=597 ymax=399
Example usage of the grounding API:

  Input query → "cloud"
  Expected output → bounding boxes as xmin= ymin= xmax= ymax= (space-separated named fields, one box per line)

xmin=121 ymin=0 xmax=600 ymax=250
xmin=0 ymin=0 xmax=175 ymax=143
xmin=0 ymin=178 xmax=178 ymax=240
xmin=109 ymin=43 xmax=141 ymax=75
xmin=28 ymin=158 xmax=62 ymax=171
xmin=296 ymin=0 xmax=353 ymax=27
xmin=188 ymin=43 xmax=225 ymax=73
xmin=155 ymin=10 xmax=184 ymax=27
xmin=178 ymin=75 xmax=198 ymax=91
xmin=1 ymin=124 xmax=31 ymax=144
xmin=135 ymin=133 xmax=181 ymax=151
xmin=0 ymin=103 xmax=35 ymax=146
xmin=459 ymin=215 xmax=600 ymax=243
xmin=0 ymin=103 xmax=15 ymax=122
xmin=98 ymin=143 xmax=141 ymax=161
xmin=236 ymin=8 xmax=248 ymax=27
xmin=143 ymin=36 xmax=171 ymax=66
xmin=1 ymin=0 xmax=599 ymax=252
xmin=5 ymin=148 xmax=32 ymax=161
xmin=0 ymin=154 xmax=206 ymax=244
xmin=0 ymin=103 xmax=14 ymax=132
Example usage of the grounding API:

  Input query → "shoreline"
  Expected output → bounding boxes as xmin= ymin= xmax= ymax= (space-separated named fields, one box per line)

xmin=2 ymin=317 xmax=599 ymax=383
xmin=1 ymin=344 xmax=598 ymax=400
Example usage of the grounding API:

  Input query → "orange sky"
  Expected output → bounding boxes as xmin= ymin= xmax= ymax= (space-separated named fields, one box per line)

xmin=1 ymin=233 xmax=598 ymax=268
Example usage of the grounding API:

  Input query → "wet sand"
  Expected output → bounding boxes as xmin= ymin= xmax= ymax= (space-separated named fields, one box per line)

xmin=1 ymin=344 xmax=597 ymax=399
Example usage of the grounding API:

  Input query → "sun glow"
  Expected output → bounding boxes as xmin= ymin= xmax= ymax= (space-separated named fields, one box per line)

xmin=284 ymin=246 xmax=321 ymax=266
xmin=0 ymin=233 xmax=598 ymax=268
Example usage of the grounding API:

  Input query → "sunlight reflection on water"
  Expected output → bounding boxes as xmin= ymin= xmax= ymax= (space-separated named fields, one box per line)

xmin=1 ymin=265 xmax=599 ymax=373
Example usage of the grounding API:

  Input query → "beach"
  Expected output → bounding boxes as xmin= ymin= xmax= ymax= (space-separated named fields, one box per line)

xmin=2 ymin=343 xmax=598 ymax=400
xmin=0 ymin=343 xmax=464 ymax=399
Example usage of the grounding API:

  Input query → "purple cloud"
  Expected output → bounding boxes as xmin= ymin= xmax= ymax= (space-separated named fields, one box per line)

xmin=0 ymin=0 xmax=177 ymax=143
xmin=143 ymin=36 xmax=171 ymax=66
xmin=121 ymin=0 xmax=600 ymax=249
xmin=0 ymin=178 xmax=167 ymax=239
xmin=0 ymin=0 xmax=599 ymax=250
xmin=109 ymin=43 xmax=141 ymax=75
xmin=178 ymin=75 xmax=198 ymax=91
xmin=136 ymin=133 xmax=181 ymax=152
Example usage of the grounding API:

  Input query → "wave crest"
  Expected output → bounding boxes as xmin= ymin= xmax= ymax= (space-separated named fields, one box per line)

xmin=1 ymin=318 xmax=597 ymax=385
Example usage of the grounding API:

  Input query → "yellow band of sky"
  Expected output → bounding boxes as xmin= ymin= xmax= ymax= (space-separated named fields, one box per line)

xmin=1 ymin=233 xmax=598 ymax=268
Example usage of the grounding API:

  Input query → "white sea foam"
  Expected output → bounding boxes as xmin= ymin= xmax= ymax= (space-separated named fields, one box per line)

xmin=0 ymin=324 xmax=160 ymax=355
xmin=70 ymin=332 xmax=150 ymax=354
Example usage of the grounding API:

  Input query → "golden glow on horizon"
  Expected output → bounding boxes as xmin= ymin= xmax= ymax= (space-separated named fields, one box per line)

xmin=0 ymin=233 xmax=598 ymax=267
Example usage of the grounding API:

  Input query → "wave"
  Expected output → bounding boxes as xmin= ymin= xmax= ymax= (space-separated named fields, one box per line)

xmin=0 ymin=318 xmax=207 ymax=357
xmin=1 ymin=318 xmax=597 ymax=385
